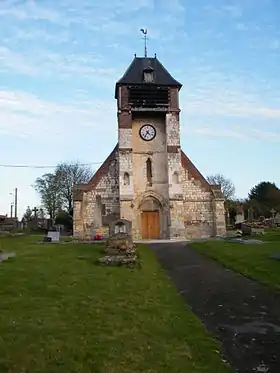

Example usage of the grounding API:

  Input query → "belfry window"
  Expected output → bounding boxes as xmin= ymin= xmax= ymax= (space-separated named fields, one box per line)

xmin=124 ymin=172 xmax=130 ymax=186
xmin=146 ymin=158 xmax=152 ymax=185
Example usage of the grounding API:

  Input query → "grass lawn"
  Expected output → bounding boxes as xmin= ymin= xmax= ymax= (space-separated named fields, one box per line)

xmin=190 ymin=230 xmax=280 ymax=292
xmin=0 ymin=236 xmax=231 ymax=373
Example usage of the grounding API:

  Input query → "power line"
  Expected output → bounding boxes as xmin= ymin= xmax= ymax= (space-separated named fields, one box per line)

xmin=0 ymin=162 xmax=103 ymax=169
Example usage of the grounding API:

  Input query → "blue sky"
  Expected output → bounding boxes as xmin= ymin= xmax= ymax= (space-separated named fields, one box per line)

xmin=1 ymin=0 xmax=280 ymax=218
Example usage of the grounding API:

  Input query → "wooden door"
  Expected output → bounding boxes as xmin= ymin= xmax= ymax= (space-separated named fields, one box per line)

xmin=141 ymin=211 xmax=160 ymax=239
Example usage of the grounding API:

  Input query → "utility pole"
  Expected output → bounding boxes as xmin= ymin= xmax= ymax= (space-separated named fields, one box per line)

xmin=14 ymin=188 xmax=18 ymax=220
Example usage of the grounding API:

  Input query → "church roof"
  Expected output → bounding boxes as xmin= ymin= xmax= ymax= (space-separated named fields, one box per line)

xmin=74 ymin=145 xmax=119 ymax=200
xmin=115 ymin=56 xmax=182 ymax=97
xmin=181 ymin=151 xmax=212 ymax=193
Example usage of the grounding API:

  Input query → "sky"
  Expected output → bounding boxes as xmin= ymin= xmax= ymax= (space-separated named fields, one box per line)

xmin=1 ymin=0 xmax=280 ymax=219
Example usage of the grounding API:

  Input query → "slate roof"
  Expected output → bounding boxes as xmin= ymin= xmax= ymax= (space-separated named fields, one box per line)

xmin=115 ymin=56 xmax=182 ymax=98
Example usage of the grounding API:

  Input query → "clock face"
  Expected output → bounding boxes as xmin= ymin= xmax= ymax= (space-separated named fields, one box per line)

xmin=139 ymin=124 xmax=156 ymax=141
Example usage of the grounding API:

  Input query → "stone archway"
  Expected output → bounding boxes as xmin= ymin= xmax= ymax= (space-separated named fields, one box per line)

xmin=136 ymin=192 xmax=167 ymax=240
xmin=133 ymin=191 xmax=169 ymax=240
xmin=139 ymin=196 xmax=161 ymax=239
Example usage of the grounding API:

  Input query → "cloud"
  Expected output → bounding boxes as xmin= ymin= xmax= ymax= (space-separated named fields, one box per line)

xmin=188 ymin=125 xmax=280 ymax=143
xmin=0 ymin=46 xmax=37 ymax=76
xmin=203 ymin=3 xmax=243 ymax=19
xmin=223 ymin=5 xmax=243 ymax=18
xmin=14 ymin=28 xmax=70 ymax=44
xmin=0 ymin=46 xmax=121 ymax=82
xmin=179 ymin=68 xmax=280 ymax=120
xmin=184 ymin=93 xmax=280 ymax=119
xmin=269 ymin=39 xmax=280 ymax=50
xmin=0 ymin=0 xmax=62 ymax=23
xmin=251 ymin=129 xmax=280 ymax=142
xmin=0 ymin=89 xmax=115 ymax=140
xmin=0 ymin=0 xmax=75 ymax=25
xmin=190 ymin=127 xmax=249 ymax=140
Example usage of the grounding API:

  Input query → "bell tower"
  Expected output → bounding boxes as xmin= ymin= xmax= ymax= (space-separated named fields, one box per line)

xmin=115 ymin=54 xmax=182 ymax=240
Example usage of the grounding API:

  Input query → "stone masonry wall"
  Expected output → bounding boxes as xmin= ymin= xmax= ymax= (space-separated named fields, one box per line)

xmin=131 ymin=116 xmax=169 ymax=198
xmin=213 ymin=199 xmax=226 ymax=236
xmin=73 ymin=200 xmax=83 ymax=234
xmin=130 ymin=116 xmax=170 ymax=238
xmin=166 ymin=112 xmax=180 ymax=146
xmin=167 ymin=149 xmax=221 ymax=239
xmin=73 ymin=152 xmax=120 ymax=238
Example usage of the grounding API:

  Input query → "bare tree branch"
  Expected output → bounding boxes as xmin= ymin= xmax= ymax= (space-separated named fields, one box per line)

xmin=55 ymin=162 xmax=93 ymax=214
xmin=207 ymin=173 xmax=235 ymax=200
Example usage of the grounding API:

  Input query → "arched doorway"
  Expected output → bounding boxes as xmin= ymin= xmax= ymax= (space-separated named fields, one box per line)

xmin=139 ymin=196 xmax=161 ymax=239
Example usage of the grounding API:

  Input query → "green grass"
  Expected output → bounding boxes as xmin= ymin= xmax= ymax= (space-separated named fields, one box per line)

xmin=262 ymin=228 xmax=280 ymax=242
xmin=0 ymin=236 xmax=231 ymax=373
xmin=190 ymin=232 xmax=280 ymax=292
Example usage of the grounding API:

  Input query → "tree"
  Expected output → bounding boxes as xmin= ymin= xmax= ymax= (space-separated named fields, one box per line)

xmin=55 ymin=211 xmax=73 ymax=231
xmin=207 ymin=173 xmax=235 ymax=200
xmin=55 ymin=161 xmax=93 ymax=215
xmin=34 ymin=173 xmax=62 ymax=220
xmin=22 ymin=206 xmax=33 ymax=222
xmin=248 ymin=181 xmax=280 ymax=218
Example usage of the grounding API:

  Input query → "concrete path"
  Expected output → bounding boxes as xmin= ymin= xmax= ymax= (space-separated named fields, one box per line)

xmin=150 ymin=242 xmax=280 ymax=373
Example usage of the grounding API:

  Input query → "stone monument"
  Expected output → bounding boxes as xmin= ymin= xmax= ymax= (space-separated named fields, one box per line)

xmin=98 ymin=219 xmax=137 ymax=266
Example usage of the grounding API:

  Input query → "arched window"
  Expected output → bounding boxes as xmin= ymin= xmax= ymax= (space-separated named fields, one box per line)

xmin=146 ymin=158 xmax=152 ymax=185
xmin=172 ymin=171 xmax=179 ymax=184
xmin=124 ymin=172 xmax=130 ymax=186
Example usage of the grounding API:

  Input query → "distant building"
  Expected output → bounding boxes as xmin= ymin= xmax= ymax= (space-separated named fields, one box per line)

xmin=0 ymin=215 xmax=18 ymax=231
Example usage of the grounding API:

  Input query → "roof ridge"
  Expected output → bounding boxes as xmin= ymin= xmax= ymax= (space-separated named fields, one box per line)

xmin=181 ymin=150 xmax=211 ymax=192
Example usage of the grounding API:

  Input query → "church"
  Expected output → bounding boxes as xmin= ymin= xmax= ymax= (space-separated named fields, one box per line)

xmin=73 ymin=54 xmax=226 ymax=240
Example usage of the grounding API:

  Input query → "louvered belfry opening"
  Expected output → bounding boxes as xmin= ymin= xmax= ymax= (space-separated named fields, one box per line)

xmin=128 ymin=85 xmax=169 ymax=108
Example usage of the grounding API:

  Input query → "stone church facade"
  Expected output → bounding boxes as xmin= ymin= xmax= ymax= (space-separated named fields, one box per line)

xmin=73 ymin=55 xmax=226 ymax=240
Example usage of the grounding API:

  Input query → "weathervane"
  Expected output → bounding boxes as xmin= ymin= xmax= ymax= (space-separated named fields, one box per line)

xmin=140 ymin=28 xmax=148 ymax=58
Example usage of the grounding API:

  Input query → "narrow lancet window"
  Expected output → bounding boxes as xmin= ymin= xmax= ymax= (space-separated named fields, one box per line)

xmin=124 ymin=172 xmax=130 ymax=186
xmin=172 ymin=171 xmax=179 ymax=184
xmin=146 ymin=158 xmax=152 ymax=185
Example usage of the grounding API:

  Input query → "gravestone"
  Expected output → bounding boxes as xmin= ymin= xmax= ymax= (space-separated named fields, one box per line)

xmin=248 ymin=207 xmax=254 ymax=222
xmin=47 ymin=231 xmax=60 ymax=242
xmin=275 ymin=212 xmax=280 ymax=226
xmin=98 ymin=219 xmax=136 ymax=267
xmin=241 ymin=223 xmax=252 ymax=236
xmin=235 ymin=206 xmax=245 ymax=225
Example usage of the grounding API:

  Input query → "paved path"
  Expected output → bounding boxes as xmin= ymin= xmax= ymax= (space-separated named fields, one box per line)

xmin=150 ymin=242 xmax=280 ymax=373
